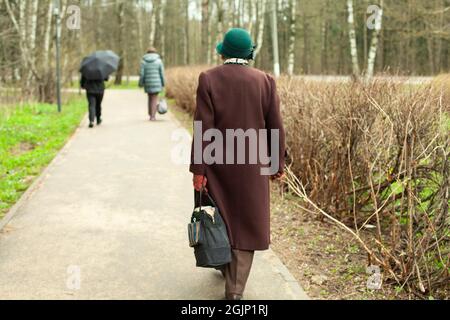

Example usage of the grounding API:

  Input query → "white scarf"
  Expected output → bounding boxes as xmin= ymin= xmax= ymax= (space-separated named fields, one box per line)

xmin=224 ymin=58 xmax=249 ymax=66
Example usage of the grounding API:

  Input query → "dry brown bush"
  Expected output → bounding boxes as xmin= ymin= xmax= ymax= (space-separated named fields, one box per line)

xmin=166 ymin=66 xmax=210 ymax=115
xmin=280 ymin=77 xmax=449 ymax=297
xmin=166 ymin=66 xmax=449 ymax=298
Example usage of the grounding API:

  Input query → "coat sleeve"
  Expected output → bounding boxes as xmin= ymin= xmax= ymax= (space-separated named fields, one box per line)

xmin=265 ymin=75 xmax=286 ymax=174
xmin=189 ymin=72 xmax=215 ymax=176
xmin=80 ymin=76 xmax=85 ymax=89
xmin=159 ymin=61 xmax=166 ymax=87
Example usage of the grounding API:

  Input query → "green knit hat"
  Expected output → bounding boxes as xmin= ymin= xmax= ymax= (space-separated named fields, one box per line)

xmin=216 ymin=28 xmax=255 ymax=60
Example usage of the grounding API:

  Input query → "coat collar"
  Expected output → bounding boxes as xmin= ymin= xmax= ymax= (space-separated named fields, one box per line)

xmin=223 ymin=58 xmax=249 ymax=66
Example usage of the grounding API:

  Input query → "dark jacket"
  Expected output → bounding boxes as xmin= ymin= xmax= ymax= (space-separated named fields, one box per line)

xmin=80 ymin=76 xmax=107 ymax=94
xmin=139 ymin=53 xmax=165 ymax=94
xmin=189 ymin=65 xmax=286 ymax=251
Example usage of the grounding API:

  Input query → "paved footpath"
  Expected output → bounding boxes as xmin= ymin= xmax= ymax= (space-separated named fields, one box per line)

xmin=0 ymin=90 xmax=308 ymax=300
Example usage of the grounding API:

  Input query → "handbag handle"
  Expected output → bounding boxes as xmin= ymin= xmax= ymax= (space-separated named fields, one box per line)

xmin=198 ymin=187 xmax=217 ymax=211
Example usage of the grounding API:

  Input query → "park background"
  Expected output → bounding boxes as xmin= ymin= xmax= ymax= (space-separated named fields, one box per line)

xmin=0 ymin=0 xmax=449 ymax=300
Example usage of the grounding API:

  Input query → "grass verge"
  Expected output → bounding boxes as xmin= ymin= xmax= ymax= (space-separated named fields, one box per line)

xmin=0 ymin=97 xmax=86 ymax=219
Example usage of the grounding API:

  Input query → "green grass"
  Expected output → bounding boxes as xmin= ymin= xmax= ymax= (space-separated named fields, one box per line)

xmin=0 ymin=98 xmax=86 ymax=218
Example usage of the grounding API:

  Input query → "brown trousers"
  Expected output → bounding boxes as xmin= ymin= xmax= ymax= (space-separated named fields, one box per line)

xmin=148 ymin=93 xmax=159 ymax=119
xmin=224 ymin=249 xmax=255 ymax=297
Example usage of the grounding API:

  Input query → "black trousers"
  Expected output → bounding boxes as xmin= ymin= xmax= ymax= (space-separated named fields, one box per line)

xmin=86 ymin=92 xmax=104 ymax=123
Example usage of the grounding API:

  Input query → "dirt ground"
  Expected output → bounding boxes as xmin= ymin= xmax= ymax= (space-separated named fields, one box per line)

xmin=269 ymin=184 xmax=412 ymax=300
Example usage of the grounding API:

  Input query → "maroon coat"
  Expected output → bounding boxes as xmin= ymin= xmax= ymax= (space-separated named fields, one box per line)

xmin=190 ymin=64 xmax=285 ymax=251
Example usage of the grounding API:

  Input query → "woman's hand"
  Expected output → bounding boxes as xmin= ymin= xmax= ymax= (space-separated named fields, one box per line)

xmin=193 ymin=175 xmax=208 ymax=192
xmin=270 ymin=172 xmax=285 ymax=181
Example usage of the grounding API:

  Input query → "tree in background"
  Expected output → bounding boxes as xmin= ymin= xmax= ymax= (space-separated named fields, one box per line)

xmin=1 ymin=0 xmax=449 ymax=103
xmin=347 ymin=0 xmax=360 ymax=77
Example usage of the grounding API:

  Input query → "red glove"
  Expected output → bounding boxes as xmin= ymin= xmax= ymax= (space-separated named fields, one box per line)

xmin=270 ymin=171 xmax=285 ymax=181
xmin=193 ymin=175 xmax=208 ymax=192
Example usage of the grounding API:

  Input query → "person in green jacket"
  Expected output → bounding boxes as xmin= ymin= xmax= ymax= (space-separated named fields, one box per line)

xmin=139 ymin=47 xmax=165 ymax=121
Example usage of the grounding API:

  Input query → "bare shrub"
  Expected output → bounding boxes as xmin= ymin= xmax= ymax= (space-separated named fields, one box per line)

xmin=166 ymin=66 xmax=209 ymax=114
xmin=281 ymin=77 xmax=449 ymax=297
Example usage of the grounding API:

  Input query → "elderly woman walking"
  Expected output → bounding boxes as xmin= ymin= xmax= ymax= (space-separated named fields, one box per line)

xmin=139 ymin=47 xmax=165 ymax=121
xmin=190 ymin=28 xmax=286 ymax=300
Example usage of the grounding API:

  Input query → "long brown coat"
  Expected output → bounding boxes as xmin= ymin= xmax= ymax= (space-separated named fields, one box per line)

xmin=190 ymin=64 xmax=285 ymax=251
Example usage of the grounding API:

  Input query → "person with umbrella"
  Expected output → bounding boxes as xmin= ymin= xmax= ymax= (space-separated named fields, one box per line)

xmin=80 ymin=51 xmax=119 ymax=128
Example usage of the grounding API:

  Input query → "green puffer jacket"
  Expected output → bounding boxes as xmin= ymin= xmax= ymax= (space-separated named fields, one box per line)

xmin=139 ymin=53 xmax=165 ymax=94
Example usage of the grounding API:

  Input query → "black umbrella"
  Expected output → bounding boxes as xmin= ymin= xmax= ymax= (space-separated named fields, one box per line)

xmin=80 ymin=50 xmax=120 ymax=80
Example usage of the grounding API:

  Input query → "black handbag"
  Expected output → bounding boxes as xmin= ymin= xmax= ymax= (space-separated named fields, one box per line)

xmin=188 ymin=190 xmax=232 ymax=268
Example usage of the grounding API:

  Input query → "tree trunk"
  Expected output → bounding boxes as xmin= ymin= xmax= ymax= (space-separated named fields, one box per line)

xmin=28 ymin=0 xmax=39 ymax=54
xmin=159 ymin=0 xmax=166 ymax=58
xmin=201 ymin=0 xmax=210 ymax=64
xmin=302 ymin=9 xmax=309 ymax=74
xmin=5 ymin=0 xmax=31 ymax=88
xmin=149 ymin=0 xmax=160 ymax=47
xmin=366 ymin=2 xmax=383 ymax=80
xmin=271 ymin=0 xmax=280 ymax=77
xmin=27 ymin=0 xmax=39 ymax=86
xmin=41 ymin=0 xmax=55 ymax=102
xmin=346 ymin=0 xmax=360 ymax=77
xmin=115 ymin=0 xmax=125 ymax=85
xmin=214 ymin=0 xmax=224 ymax=64
xmin=43 ymin=1 xmax=54 ymax=68
xmin=287 ymin=0 xmax=297 ymax=76
xmin=136 ymin=1 xmax=144 ymax=55
xmin=321 ymin=2 xmax=329 ymax=74
xmin=239 ymin=0 xmax=244 ymax=27
xmin=427 ymin=37 xmax=435 ymax=75
xmin=253 ymin=0 xmax=266 ymax=59
xmin=207 ymin=0 xmax=213 ymax=64
xmin=248 ymin=0 xmax=257 ymax=35
xmin=184 ymin=0 xmax=190 ymax=65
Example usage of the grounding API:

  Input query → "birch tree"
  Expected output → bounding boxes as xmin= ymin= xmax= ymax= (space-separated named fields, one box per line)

xmin=183 ymin=0 xmax=190 ymax=65
xmin=271 ymin=0 xmax=280 ymax=77
xmin=346 ymin=0 xmax=360 ymax=77
xmin=287 ymin=0 xmax=297 ymax=76
xmin=114 ymin=0 xmax=125 ymax=84
xmin=43 ymin=1 xmax=54 ymax=68
xmin=5 ymin=0 xmax=27 ymax=78
xmin=27 ymin=0 xmax=39 ymax=83
xmin=149 ymin=0 xmax=160 ymax=47
xmin=201 ymin=0 xmax=210 ymax=63
xmin=41 ymin=0 xmax=56 ymax=102
xmin=214 ymin=0 xmax=224 ymax=65
xmin=158 ymin=0 xmax=166 ymax=57
xmin=247 ymin=0 xmax=257 ymax=35
xmin=135 ymin=0 xmax=144 ymax=55
xmin=253 ymin=0 xmax=266 ymax=59
xmin=4 ymin=0 xmax=39 ymax=90
xmin=366 ymin=1 xmax=383 ymax=79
